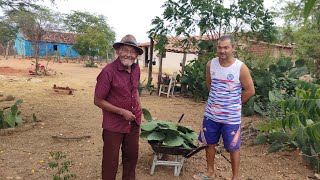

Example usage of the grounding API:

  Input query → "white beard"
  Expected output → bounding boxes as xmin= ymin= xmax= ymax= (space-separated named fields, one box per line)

xmin=121 ymin=59 xmax=134 ymax=67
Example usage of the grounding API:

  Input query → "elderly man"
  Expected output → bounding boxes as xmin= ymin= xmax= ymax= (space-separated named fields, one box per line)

xmin=94 ymin=34 xmax=143 ymax=180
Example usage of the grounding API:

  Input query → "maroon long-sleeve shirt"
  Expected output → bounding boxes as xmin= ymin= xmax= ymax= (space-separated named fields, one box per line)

xmin=94 ymin=58 xmax=142 ymax=133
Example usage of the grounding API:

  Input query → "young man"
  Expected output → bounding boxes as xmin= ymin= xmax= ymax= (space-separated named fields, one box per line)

xmin=94 ymin=34 xmax=143 ymax=180
xmin=194 ymin=36 xmax=255 ymax=180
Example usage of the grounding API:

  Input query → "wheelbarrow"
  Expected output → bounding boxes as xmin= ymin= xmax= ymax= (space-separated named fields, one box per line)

xmin=148 ymin=114 xmax=208 ymax=176
xmin=148 ymin=140 xmax=208 ymax=176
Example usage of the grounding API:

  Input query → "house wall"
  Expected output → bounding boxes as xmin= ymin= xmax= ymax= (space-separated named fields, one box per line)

xmin=37 ymin=42 xmax=78 ymax=57
xmin=14 ymin=33 xmax=26 ymax=56
xmin=139 ymin=48 xmax=198 ymax=74
xmin=14 ymin=32 xmax=79 ymax=57
xmin=241 ymin=42 xmax=294 ymax=58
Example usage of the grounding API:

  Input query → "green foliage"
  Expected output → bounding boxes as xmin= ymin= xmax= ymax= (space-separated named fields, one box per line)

xmin=84 ymin=61 xmax=98 ymax=68
xmin=141 ymin=108 xmax=198 ymax=149
xmin=294 ymin=28 xmax=320 ymax=78
xmin=73 ymin=25 xmax=115 ymax=63
xmin=0 ymin=99 xmax=23 ymax=129
xmin=148 ymin=0 xmax=277 ymax=56
xmin=277 ymin=0 xmax=320 ymax=78
xmin=255 ymin=81 xmax=320 ymax=172
xmin=303 ymin=0 xmax=318 ymax=20
xmin=138 ymin=78 xmax=155 ymax=96
xmin=243 ymin=56 xmax=309 ymax=116
xmin=142 ymin=108 xmax=152 ymax=122
xmin=180 ymin=59 xmax=208 ymax=101
xmin=48 ymin=151 xmax=76 ymax=180
xmin=64 ymin=11 xmax=115 ymax=63
xmin=63 ymin=11 xmax=111 ymax=34
xmin=0 ymin=18 xmax=17 ymax=45
xmin=0 ymin=0 xmax=56 ymax=10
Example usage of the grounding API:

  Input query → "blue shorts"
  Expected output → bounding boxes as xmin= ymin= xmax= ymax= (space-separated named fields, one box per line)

xmin=198 ymin=117 xmax=241 ymax=151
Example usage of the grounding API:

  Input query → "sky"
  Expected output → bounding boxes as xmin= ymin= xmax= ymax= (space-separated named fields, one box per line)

xmin=40 ymin=0 xmax=277 ymax=43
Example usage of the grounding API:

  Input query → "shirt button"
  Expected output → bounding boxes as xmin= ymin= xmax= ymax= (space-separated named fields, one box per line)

xmin=132 ymin=106 xmax=133 ymax=109
xmin=129 ymin=122 xmax=131 ymax=124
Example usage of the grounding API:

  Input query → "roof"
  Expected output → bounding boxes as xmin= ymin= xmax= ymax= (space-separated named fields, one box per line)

xmin=138 ymin=35 xmax=293 ymax=54
xmin=22 ymin=31 xmax=78 ymax=44
xmin=247 ymin=40 xmax=293 ymax=49
xmin=138 ymin=34 xmax=221 ymax=54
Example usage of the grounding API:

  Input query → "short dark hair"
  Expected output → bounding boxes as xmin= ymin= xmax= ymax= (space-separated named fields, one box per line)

xmin=218 ymin=35 xmax=235 ymax=45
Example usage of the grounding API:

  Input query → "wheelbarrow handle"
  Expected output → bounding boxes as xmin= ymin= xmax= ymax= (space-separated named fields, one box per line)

xmin=183 ymin=145 xmax=208 ymax=158
xmin=178 ymin=114 xmax=184 ymax=123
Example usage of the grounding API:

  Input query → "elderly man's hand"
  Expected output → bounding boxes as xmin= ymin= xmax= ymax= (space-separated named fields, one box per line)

xmin=120 ymin=109 xmax=136 ymax=121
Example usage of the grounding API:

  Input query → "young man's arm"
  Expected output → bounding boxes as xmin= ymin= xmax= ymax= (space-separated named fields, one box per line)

xmin=206 ymin=60 xmax=212 ymax=92
xmin=239 ymin=63 xmax=255 ymax=103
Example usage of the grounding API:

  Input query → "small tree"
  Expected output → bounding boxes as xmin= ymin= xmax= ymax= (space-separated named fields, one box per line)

xmin=8 ymin=7 xmax=59 ymax=74
xmin=0 ymin=18 xmax=17 ymax=59
xmin=73 ymin=26 xmax=114 ymax=64
xmin=63 ymin=11 xmax=115 ymax=62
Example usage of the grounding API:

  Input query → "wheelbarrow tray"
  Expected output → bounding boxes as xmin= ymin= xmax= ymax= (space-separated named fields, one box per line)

xmin=148 ymin=140 xmax=208 ymax=158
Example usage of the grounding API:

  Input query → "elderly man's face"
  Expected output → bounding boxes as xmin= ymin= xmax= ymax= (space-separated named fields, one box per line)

xmin=117 ymin=45 xmax=138 ymax=67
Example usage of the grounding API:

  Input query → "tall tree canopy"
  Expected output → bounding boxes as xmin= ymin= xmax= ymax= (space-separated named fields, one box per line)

xmin=67 ymin=11 xmax=116 ymax=61
xmin=0 ymin=0 xmax=55 ymax=10
xmin=148 ymin=0 xmax=277 ymax=55
xmin=63 ymin=11 xmax=112 ymax=33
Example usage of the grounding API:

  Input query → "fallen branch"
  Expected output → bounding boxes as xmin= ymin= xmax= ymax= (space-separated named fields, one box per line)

xmin=51 ymin=135 xmax=91 ymax=141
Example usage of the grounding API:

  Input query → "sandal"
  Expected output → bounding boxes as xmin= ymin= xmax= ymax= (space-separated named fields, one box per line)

xmin=193 ymin=172 xmax=213 ymax=180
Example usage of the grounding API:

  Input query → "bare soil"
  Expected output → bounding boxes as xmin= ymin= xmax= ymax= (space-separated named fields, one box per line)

xmin=0 ymin=58 xmax=315 ymax=180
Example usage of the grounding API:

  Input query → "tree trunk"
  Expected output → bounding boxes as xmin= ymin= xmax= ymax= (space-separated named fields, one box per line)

xmin=157 ymin=52 xmax=163 ymax=94
xmin=148 ymin=37 xmax=154 ymax=85
xmin=181 ymin=52 xmax=187 ymax=93
xmin=5 ymin=41 xmax=10 ymax=60
xmin=0 ymin=44 xmax=4 ymax=59
xmin=34 ymin=43 xmax=39 ymax=74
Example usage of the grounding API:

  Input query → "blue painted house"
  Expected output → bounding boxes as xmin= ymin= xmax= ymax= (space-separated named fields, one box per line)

xmin=14 ymin=31 xmax=79 ymax=57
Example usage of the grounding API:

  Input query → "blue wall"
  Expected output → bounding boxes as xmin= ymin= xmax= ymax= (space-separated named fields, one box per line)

xmin=14 ymin=32 xmax=79 ymax=57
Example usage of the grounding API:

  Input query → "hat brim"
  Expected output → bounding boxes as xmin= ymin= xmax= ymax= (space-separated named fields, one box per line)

xmin=113 ymin=42 xmax=143 ymax=55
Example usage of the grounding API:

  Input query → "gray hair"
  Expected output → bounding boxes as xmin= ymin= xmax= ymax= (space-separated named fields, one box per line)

xmin=218 ymin=35 xmax=235 ymax=45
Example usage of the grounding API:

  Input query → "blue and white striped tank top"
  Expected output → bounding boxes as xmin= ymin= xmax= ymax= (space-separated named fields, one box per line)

xmin=204 ymin=58 xmax=243 ymax=124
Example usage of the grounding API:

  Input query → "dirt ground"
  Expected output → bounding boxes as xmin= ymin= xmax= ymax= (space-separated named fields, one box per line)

xmin=0 ymin=58 xmax=315 ymax=180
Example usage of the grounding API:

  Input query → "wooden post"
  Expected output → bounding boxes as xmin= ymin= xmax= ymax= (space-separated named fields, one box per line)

xmin=148 ymin=37 xmax=154 ymax=85
xmin=181 ymin=52 xmax=187 ymax=93
xmin=181 ymin=52 xmax=187 ymax=74
xmin=157 ymin=52 xmax=163 ymax=93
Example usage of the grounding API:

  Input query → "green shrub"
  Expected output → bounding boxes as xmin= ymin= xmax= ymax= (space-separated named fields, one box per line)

xmin=0 ymin=99 xmax=23 ymax=129
xmin=84 ymin=61 xmax=98 ymax=68
xmin=255 ymin=81 xmax=320 ymax=172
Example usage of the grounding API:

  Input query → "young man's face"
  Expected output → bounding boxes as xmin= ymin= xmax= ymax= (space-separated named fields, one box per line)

xmin=117 ymin=45 xmax=138 ymax=67
xmin=217 ymin=39 xmax=235 ymax=61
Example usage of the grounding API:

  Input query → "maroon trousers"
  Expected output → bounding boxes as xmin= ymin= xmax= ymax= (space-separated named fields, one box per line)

xmin=102 ymin=122 xmax=140 ymax=180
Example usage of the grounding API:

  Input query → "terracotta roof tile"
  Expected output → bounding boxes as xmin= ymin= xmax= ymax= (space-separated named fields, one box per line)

xmin=22 ymin=31 xmax=78 ymax=44
xmin=138 ymin=35 xmax=221 ymax=54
